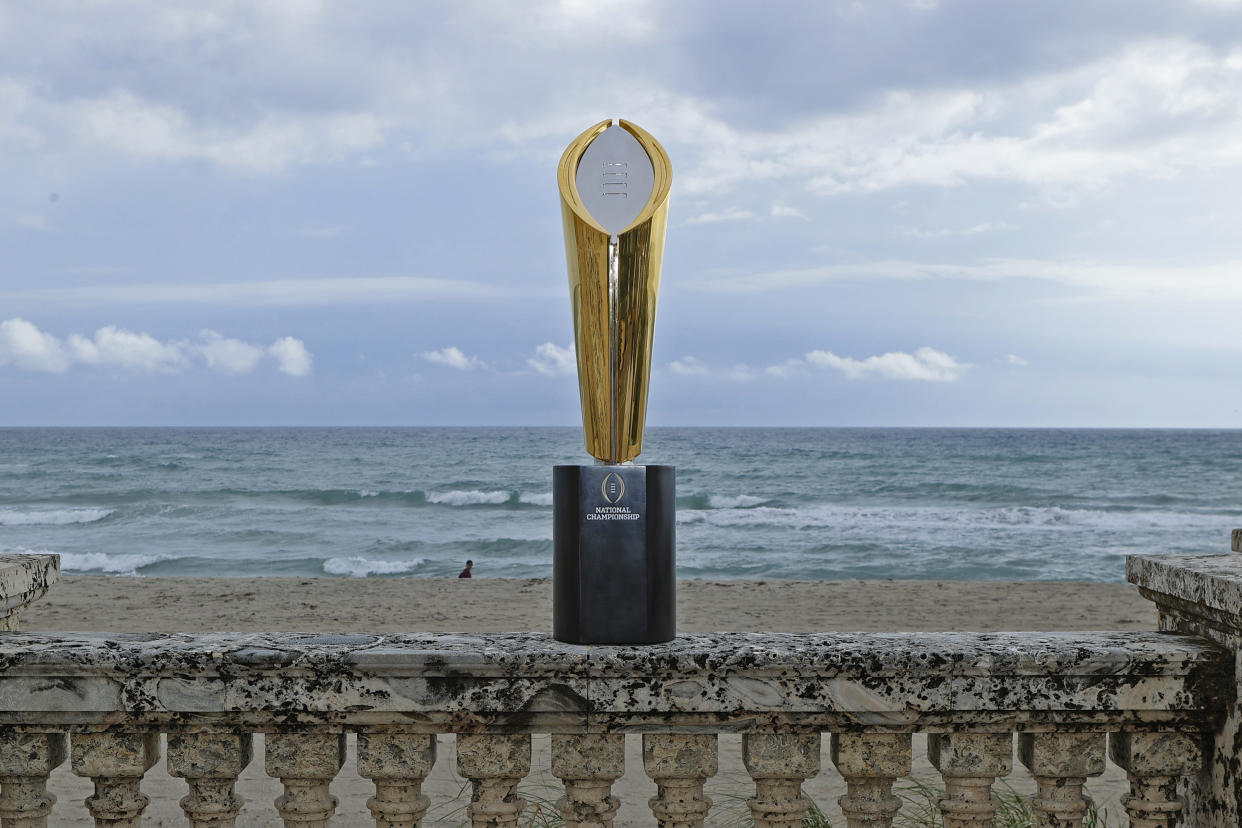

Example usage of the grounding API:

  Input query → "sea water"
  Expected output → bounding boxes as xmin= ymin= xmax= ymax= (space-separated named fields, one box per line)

xmin=0 ymin=427 xmax=1237 ymax=581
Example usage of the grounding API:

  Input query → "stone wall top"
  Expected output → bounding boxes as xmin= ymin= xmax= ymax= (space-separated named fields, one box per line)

xmin=0 ymin=630 xmax=1224 ymax=733
xmin=1128 ymin=554 xmax=1242 ymax=622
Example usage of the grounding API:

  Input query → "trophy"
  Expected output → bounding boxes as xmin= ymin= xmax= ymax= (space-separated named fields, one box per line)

xmin=553 ymin=119 xmax=675 ymax=644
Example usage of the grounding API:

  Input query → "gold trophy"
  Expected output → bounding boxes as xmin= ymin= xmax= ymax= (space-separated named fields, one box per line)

xmin=553 ymin=119 xmax=675 ymax=644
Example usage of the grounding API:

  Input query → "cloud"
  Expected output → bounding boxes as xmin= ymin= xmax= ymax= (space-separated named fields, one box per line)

xmin=1 ymin=276 xmax=509 ymax=306
xmin=0 ymin=318 xmax=69 ymax=373
xmin=613 ymin=38 xmax=1242 ymax=200
xmin=0 ymin=318 xmax=310 ymax=376
xmin=269 ymin=337 xmax=312 ymax=376
xmin=421 ymin=346 xmax=487 ymax=371
xmin=68 ymin=88 xmax=385 ymax=174
xmin=727 ymin=364 xmax=757 ymax=382
xmin=770 ymin=202 xmax=808 ymax=220
xmin=805 ymin=347 xmax=966 ymax=381
xmin=764 ymin=358 xmax=808 ymax=379
xmin=688 ymin=257 xmax=1242 ymax=302
xmin=668 ymin=356 xmax=709 ymax=376
xmin=196 ymin=331 xmax=264 ymax=374
xmin=686 ymin=207 xmax=755 ymax=225
xmin=1006 ymin=353 xmax=1030 ymax=367
xmin=15 ymin=214 xmax=50 ymax=231
xmin=903 ymin=221 xmax=1016 ymax=238
xmin=528 ymin=342 xmax=575 ymax=376
xmin=69 ymin=326 xmax=189 ymax=372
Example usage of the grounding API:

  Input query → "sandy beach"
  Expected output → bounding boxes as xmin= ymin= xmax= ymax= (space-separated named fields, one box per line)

xmin=22 ymin=577 xmax=1155 ymax=826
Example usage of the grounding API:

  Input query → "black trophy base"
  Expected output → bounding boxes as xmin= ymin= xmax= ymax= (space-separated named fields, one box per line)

xmin=553 ymin=464 xmax=675 ymax=645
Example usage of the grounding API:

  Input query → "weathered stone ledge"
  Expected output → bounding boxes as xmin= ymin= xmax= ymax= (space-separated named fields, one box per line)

xmin=0 ymin=630 xmax=1224 ymax=733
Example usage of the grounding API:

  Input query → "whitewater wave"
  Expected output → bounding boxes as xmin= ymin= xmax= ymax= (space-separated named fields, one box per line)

xmin=0 ymin=508 xmax=114 ymax=526
xmin=707 ymin=494 xmax=767 ymax=509
xmin=426 ymin=490 xmax=510 ymax=506
xmin=675 ymin=502 xmax=1226 ymax=531
xmin=518 ymin=491 xmax=554 ymax=507
xmin=60 ymin=551 xmax=170 ymax=575
xmin=323 ymin=556 xmax=426 ymax=577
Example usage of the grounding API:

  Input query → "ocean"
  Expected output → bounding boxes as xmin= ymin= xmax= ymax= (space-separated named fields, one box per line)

xmin=0 ymin=427 xmax=1236 ymax=582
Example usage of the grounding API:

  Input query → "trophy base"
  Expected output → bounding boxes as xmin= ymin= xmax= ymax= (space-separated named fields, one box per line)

xmin=553 ymin=464 xmax=675 ymax=644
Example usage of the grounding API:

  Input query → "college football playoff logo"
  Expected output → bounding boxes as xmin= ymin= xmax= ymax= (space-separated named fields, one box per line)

xmin=601 ymin=472 xmax=626 ymax=504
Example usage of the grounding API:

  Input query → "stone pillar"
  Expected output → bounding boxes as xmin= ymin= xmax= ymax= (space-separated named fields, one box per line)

xmin=357 ymin=732 xmax=436 ymax=828
xmin=70 ymin=730 xmax=160 ymax=827
xmin=1018 ymin=732 xmax=1105 ymax=827
xmin=927 ymin=732 xmax=1012 ymax=828
xmin=166 ymin=730 xmax=253 ymax=827
xmin=550 ymin=733 xmax=624 ymax=827
xmin=456 ymin=734 xmax=530 ymax=828
xmin=1110 ymin=732 xmax=1201 ymax=828
xmin=642 ymin=733 xmax=718 ymax=828
xmin=741 ymin=733 xmax=820 ymax=828
xmin=0 ymin=554 xmax=59 ymax=632
xmin=265 ymin=732 xmax=345 ymax=828
xmin=0 ymin=732 xmax=66 ymax=828
xmin=831 ymin=732 xmax=911 ymax=828
xmin=1128 ymin=552 xmax=1242 ymax=825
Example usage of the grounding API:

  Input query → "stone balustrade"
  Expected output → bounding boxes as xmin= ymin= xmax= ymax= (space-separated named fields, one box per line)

xmin=0 ymin=550 xmax=1240 ymax=825
xmin=0 ymin=626 xmax=1226 ymax=826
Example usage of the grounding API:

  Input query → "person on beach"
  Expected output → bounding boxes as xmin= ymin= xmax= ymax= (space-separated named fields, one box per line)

xmin=458 ymin=560 xmax=473 ymax=578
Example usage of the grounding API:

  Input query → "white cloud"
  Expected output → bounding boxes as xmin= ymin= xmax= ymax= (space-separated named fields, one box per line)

xmin=68 ymin=326 xmax=189 ymax=372
xmin=686 ymin=207 xmax=755 ymax=225
xmin=421 ymin=346 xmax=487 ymax=371
xmin=770 ymin=202 xmax=808 ymax=220
xmin=0 ymin=319 xmax=310 ymax=376
xmin=196 ymin=330 xmax=264 ymax=374
xmin=15 ymin=214 xmax=50 ymax=231
xmin=269 ymin=336 xmax=313 ymax=376
xmin=528 ymin=342 xmax=575 ymax=376
xmin=903 ymin=221 xmax=1016 ymax=238
xmin=1 ymin=276 xmax=510 ymax=306
xmin=688 ymin=257 xmax=1242 ymax=302
xmin=727 ymin=364 xmax=757 ymax=382
xmin=0 ymin=318 xmax=69 ymax=373
xmin=764 ymin=358 xmax=808 ymax=379
xmin=806 ymin=347 xmax=966 ymax=382
xmin=69 ymin=89 xmax=385 ymax=174
xmin=668 ymin=356 xmax=709 ymax=376
xmin=1006 ymin=354 xmax=1030 ymax=367
xmin=617 ymin=38 xmax=1242 ymax=199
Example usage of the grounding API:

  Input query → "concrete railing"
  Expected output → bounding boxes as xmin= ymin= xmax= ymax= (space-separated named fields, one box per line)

xmin=0 ymin=550 xmax=1238 ymax=826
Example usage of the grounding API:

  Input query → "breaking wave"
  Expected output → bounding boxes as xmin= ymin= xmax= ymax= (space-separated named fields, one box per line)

xmin=0 ymin=508 xmax=114 ymax=526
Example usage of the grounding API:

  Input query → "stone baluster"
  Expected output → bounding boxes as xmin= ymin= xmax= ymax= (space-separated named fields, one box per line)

xmin=357 ymin=732 xmax=436 ymax=828
xmin=741 ymin=733 xmax=820 ymax=828
xmin=166 ymin=730 xmax=253 ymax=827
xmin=456 ymin=734 xmax=531 ymax=828
xmin=642 ymin=733 xmax=718 ymax=828
xmin=1109 ymin=731 xmax=1202 ymax=828
xmin=0 ymin=732 xmax=66 ymax=828
xmin=831 ymin=732 xmax=911 ymax=827
xmin=550 ymin=733 xmax=624 ymax=827
xmin=1018 ymin=732 xmax=1105 ymax=827
xmin=927 ymin=732 xmax=1013 ymax=828
xmin=265 ymin=732 xmax=345 ymax=828
xmin=70 ymin=730 xmax=160 ymax=827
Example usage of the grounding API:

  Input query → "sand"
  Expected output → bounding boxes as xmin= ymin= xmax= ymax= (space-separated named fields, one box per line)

xmin=22 ymin=577 xmax=1155 ymax=826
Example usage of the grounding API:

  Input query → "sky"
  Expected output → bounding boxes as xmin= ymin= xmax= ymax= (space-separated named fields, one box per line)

xmin=2 ymin=0 xmax=1242 ymax=427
